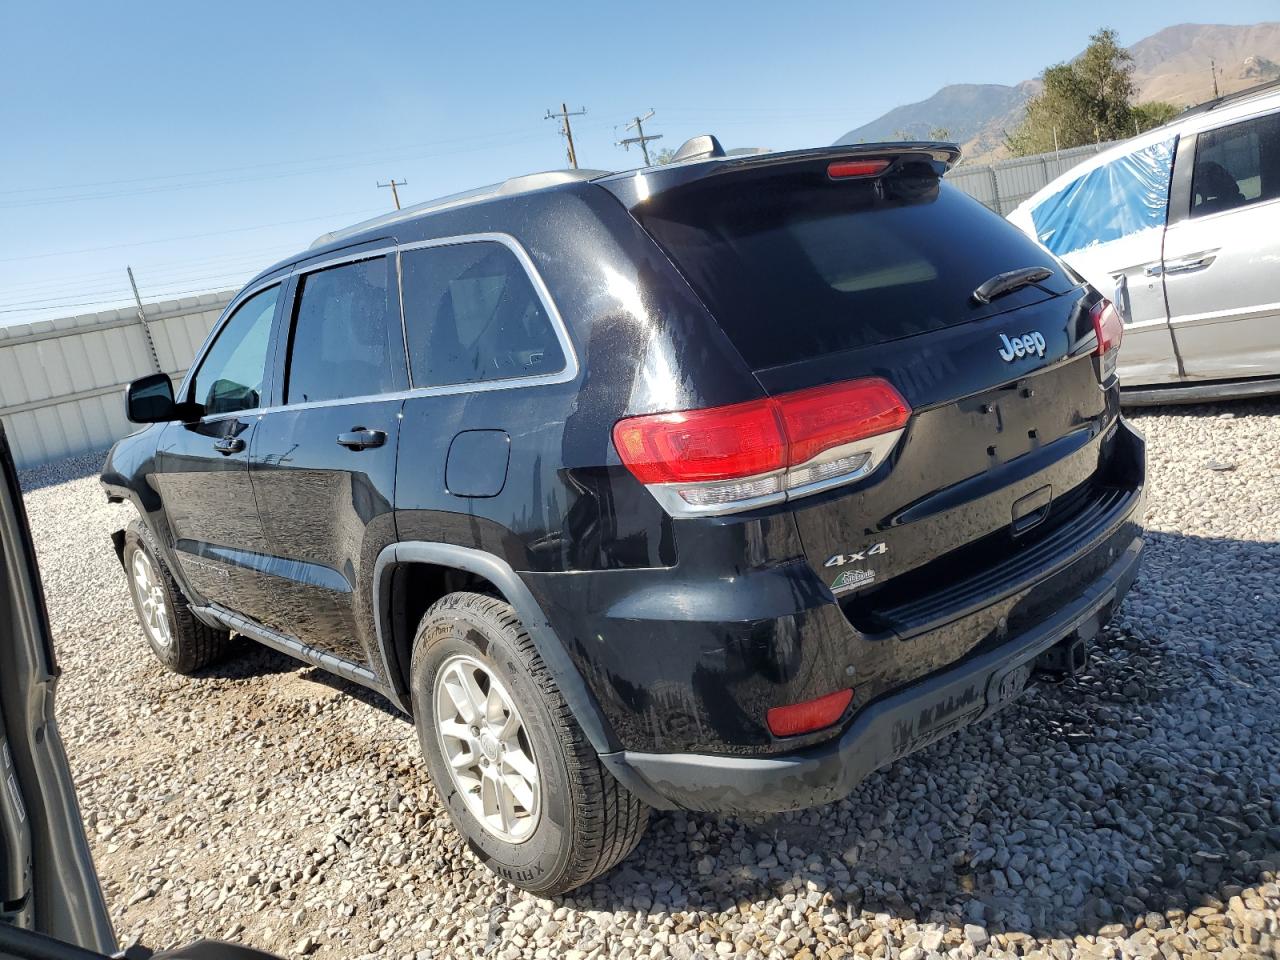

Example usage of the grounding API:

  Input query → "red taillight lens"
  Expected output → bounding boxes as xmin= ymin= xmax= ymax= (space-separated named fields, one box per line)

xmin=827 ymin=158 xmax=891 ymax=179
xmin=1090 ymin=299 xmax=1124 ymax=356
xmin=767 ymin=688 xmax=853 ymax=737
xmin=613 ymin=378 xmax=911 ymax=514
xmin=778 ymin=379 xmax=911 ymax=466
xmin=613 ymin=377 xmax=909 ymax=485
xmin=611 ymin=398 xmax=785 ymax=485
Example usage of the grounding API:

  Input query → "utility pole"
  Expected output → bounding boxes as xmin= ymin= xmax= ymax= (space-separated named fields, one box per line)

xmin=1210 ymin=58 xmax=1220 ymax=98
xmin=126 ymin=266 xmax=162 ymax=374
xmin=616 ymin=109 xmax=663 ymax=165
xmin=377 ymin=179 xmax=407 ymax=210
xmin=545 ymin=103 xmax=586 ymax=168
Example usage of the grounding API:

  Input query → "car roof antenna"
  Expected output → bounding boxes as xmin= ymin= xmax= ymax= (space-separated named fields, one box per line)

xmin=671 ymin=135 xmax=726 ymax=163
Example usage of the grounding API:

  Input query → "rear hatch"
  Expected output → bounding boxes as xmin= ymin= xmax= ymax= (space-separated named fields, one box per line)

xmin=616 ymin=148 xmax=1127 ymax=638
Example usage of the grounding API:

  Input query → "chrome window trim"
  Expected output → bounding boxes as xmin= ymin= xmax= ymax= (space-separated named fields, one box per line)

xmin=394 ymin=232 xmax=581 ymax=395
xmin=187 ymin=233 xmax=579 ymax=424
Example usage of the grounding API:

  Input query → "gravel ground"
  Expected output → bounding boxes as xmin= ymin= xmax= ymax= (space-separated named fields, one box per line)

xmin=17 ymin=399 xmax=1280 ymax=960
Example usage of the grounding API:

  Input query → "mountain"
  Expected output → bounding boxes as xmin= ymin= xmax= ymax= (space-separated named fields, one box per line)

xmin=835 ymin=22 xmax=1280 ymax=164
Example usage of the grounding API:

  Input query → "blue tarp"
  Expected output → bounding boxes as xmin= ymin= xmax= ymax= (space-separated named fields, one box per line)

xmin=1030 ymin=137 xmax=1177 ymax=256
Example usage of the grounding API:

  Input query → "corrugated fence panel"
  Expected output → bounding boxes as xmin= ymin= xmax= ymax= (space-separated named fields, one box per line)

xmin=0 ymin=289 xmax=236 ymax=469
xmin=948 ymin=141 xmax=1113 ymax=215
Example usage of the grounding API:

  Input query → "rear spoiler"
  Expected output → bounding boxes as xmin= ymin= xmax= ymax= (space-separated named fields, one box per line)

xmin=598 ymin=141 xmax=962 ymax=209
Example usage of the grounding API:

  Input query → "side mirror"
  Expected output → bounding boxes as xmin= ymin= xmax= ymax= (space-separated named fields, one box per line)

xmin=125 ymin=373 xmax=176 ymax=423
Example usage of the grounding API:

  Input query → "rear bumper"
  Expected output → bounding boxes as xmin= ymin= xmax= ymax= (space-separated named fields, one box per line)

xmin=612 ymin=525 xmax=1143 ymax=813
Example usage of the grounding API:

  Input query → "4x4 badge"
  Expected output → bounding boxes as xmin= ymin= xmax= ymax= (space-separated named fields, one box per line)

xmin=824 ymin=541 xmax=887 ymax=567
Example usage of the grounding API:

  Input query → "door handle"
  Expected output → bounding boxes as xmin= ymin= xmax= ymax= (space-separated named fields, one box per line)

xmin=336 ymin=428 xmax=387 ymax=450
xmin=1164 ymin=253 xmax=1216 ymax=275
xmin=213 ymin=436 xmax=245 ymax=456
xmin=1143 ymin=264 xmax=1163 ymax=277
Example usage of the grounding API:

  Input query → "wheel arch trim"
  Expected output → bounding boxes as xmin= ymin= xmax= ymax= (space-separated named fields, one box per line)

xmin=371 ymin=542 xmax=620 ymax=756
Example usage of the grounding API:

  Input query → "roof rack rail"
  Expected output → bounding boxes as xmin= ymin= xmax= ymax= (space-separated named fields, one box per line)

xmin=310 ymin=168 xmax=612 ymax=249
xmin=1176 ymin=76 xmax=1280 ymax=121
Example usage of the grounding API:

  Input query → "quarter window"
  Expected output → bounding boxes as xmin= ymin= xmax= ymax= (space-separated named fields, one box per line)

xmin=1191 ymin=111 xmax=1280 ymax=216
xmin=400 ymin=241 xmax=566 ymax=388
xmin=284 ymin=257 xmax=402 ymax=404
xmin=189 ymin=284 xmax=278 ymax=416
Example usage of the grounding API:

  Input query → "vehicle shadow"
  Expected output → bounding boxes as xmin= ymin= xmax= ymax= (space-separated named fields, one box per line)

xmin=196 ymin=641 xmax=407 ymax=719
xmin=566 ymin=528 xmax=1280 ymax=943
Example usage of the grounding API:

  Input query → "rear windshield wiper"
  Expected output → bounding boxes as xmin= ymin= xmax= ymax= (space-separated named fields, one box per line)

xmin=971 ymin=266 xmax=1053 ymax=305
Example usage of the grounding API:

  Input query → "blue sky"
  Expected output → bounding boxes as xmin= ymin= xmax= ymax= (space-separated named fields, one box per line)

xmin=1 ymin=1 xmax=1275 ymax=326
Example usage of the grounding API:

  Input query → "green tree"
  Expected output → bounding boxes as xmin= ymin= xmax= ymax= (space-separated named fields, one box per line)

xmin=1132 ymin=100 xmax=1182 ymax=133
xmin=928 ymin=127 xmax=951 ymax=141
xmin=649 ymin=147 xmax=677 ymax=165
xmin=1007 ymin=28 xmax=1141 ymax=156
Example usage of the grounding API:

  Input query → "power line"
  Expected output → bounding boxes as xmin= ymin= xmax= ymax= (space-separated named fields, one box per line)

xmin=0 ymin=125 xmax=557 ymax=200
xmin=545 ymin=103 xmax=587 ymax=169
xmin=0 ymin=129 xmax=558 ymax=210
xmin=616 ymin=109 xmax=663 ymax=165
xmin=0 ymin=207 xmax=384 ymax=263
xmin=0 ymin=285 xmax=242 ymax=317
xmin=377 ymin=179 xmax=407 ymax=210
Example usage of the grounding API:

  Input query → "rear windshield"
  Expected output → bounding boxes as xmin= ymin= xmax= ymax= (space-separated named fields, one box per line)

xmin=632 ymin=163 xmax=1071 ymax=369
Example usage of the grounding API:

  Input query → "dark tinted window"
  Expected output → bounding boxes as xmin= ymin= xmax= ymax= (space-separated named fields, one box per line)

xmin=285 ymin=257 xmax=401 ymax=404
xmin=189 ymin=284 xmax=278 ymax=415
xmin=633 ymin=166 xmax=1071 ymax=369
xmin=400 ymin=241 xmax=566 ymax=387
xmin=1192 ymin=110 xmax=1280 ymax=216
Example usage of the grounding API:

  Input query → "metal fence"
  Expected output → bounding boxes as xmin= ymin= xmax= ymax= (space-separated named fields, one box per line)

xmin=947 ymin=142 xmax=1112 ymax=216
xmin=0 ymin=291 xmax=235 ymax=470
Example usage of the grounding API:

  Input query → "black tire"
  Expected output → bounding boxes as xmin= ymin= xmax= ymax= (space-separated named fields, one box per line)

xmin=410 ymin=592 xmax=649 ymax=895
xmin=122 ymin=519 xmax=234 ymax=675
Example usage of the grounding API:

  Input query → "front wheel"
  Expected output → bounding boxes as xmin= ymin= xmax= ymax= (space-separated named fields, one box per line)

xmin=122 ymin=520 xmax=233 ymax=674
xmin=410 ymin=592 xmax=649 ymax=895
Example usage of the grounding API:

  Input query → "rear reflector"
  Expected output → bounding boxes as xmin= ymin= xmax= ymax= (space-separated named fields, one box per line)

xmin=613 ymin=378 xmax=911 ymax=516
xmin=827 ymin=159 xmax=891 ymax=179
xmin=1090 ymin=299 xmax=1124 ymax=381
xmin=767 ymin=688 xmax=853 ymax=737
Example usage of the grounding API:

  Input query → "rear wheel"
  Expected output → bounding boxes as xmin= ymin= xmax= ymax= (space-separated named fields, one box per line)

xmin=123 ymin=520 xmax=233 ymax=674
xmin=410 ymin=592 xmax=649 ymax=895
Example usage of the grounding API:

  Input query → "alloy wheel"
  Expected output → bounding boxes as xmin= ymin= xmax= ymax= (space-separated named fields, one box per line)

xmin=433 ymin=654 xmax=541 ymax=843
xmin=131 ymin=550 xmax=172 ymax=649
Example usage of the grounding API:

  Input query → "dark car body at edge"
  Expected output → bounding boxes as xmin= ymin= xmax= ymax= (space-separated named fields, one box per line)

xmin=100 ymin=142 xmax=1145 ymax=816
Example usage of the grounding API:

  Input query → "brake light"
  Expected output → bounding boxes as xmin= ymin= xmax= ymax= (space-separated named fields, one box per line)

xmin=1090 ymin=299 xmax=1124 ymax=382
xmin=613 ymin=377 xmax=911 ymax=516
xmin=767 ymin=688 xmax=853 ymax=737
xmin=827 ymin=159 xmax=891 ymax=179
xmin=610 ymin=398 xmax=784 ymax=485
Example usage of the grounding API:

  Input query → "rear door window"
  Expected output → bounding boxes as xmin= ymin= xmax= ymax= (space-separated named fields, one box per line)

xmin=1191 ymin=110 xmax=1280 ymax=216
xmin=1028 ymin=138 xmax=1176 ymax=255
xmin=399 ymin=241 xmax=567 ymax=388
xmin=283 ymin=256 xmax=403 ymax=404
xmin=633 ymin=164 xmax=1072 ymax=369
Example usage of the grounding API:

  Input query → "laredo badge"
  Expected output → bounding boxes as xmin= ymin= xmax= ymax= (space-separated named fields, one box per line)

xmin=831 ymin=568 xmax=876 ymax=592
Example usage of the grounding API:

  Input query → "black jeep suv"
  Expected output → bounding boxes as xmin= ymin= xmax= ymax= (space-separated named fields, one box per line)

xmin=102 ymin=139 xmax=1145 ymax=895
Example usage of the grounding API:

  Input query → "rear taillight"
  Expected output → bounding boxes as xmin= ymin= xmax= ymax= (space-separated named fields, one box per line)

xmin=1090 ymin=299 xmax=1124 ymax=382
xmin=767 ymin=688 xmax=853 ymax=737
xmin=612 ymin=377 xmax=910 ymax=517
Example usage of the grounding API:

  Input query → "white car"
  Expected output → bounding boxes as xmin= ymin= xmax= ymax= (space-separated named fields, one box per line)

xmin=1008 ymin=81 xmax=1280 ymax=404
